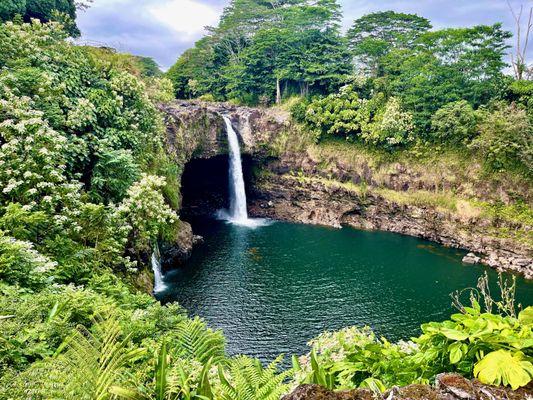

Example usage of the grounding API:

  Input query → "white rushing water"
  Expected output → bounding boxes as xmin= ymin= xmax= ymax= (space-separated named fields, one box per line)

xmin=151 ymin=244 xmax=166 ymax=293
xmin=223 ymin=115 xmax=249 ymax=223
xmin=219 ymin=116 xmax=271 ymax=228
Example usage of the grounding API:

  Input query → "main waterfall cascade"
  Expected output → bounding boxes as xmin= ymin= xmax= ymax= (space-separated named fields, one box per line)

xmin=219 ymin=116 xmax=269 ymax=228
xmin=224 ymin=116 xmax=249 ymax=221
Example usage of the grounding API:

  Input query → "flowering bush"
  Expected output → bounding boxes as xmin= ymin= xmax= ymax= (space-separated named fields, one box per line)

xmin=0 ymin=231 xmax=56 ymax=289
xmin=362 ymin=97 xmax=414 ymax=148
xmin=118 ymin=174 xmax=178 ymax=253
xmin=299 ymin=87 xmax=414 ymax=148
xmin=431 ymin=100 xmax=477 ymax=143
xmin=0 ymin=20 xmax=181 ymax=281
xmin=470 ymin=102 xmax=532 ymax=177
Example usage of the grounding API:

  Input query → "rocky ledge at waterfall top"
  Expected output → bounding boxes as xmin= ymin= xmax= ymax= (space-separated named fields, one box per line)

xmin=159 ymin=100 xmax=532 ymax=279
xmin=159 ymin=100 xmax=290 ymax=160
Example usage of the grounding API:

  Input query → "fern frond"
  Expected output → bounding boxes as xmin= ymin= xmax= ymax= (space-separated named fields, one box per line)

xmin=172 ymin=317 xmax=226 ymax=364
xmin=218 ymin=355 xmax=293 ymax=400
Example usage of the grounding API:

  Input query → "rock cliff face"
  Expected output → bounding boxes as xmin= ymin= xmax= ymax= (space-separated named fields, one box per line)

xmin=159 ymin=100 xmax=532 ymax=278
xmin=248 ymin=163 xmax=532 ymax=279
xmin=157 ymin=100 xmax=290 ymax=266
xmin=159 ymin=100 xmax=290 ymax=160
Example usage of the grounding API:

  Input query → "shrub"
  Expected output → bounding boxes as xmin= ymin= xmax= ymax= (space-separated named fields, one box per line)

xmin=0 ymin=232 xmax=55 ymax=289
xmin=362 ymin=96 xmax=414 ymax=148
xmin=470 ymin=102 xmax=532 ymax=177
xmin=198 ymin=93 xmax=216 ymax=102
xmin=431 ymin=100 xmax=477 ymax=143
xmin=90 ymin=149 xmax=140 ymax=204
xmin=118 ymin=174 xmax=178 ymax=253
xmin=294 ymin=274 xmax=533 ymax=391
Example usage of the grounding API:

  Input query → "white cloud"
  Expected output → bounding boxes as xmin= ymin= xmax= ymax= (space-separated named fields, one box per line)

xmin=149 ymin=0 xmax=220 ymax=39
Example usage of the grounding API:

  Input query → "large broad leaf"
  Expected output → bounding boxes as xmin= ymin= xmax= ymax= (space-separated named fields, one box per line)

xmin=448 ymin=342 xmax=463 ymax=364
xmin=518 ymin=306 xmax=533 ymax=325
xmin=439 ymin=328 xmax=469 ymax=341
xmin=359 ymin=378 xmax=386 ymax=394
xmin=473 ymin=350 xmax=533 ymax=390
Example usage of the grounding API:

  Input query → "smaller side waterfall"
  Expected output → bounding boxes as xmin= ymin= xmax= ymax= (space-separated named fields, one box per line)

xmin=223 ymin=115 xmax=249 ymax=222
xmin=151 ymin=244 xmax=166 ymax=293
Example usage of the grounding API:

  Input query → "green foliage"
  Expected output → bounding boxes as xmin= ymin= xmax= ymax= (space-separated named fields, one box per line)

xmin=91 ymin=149 xmax=140 ymax=204
xmin=0 ymin=20 xmax=181 ymax=280
xmin=470 ymin=102 xmax=532 ymax=177
xmin=0 ymin=231 xmax=55 ymax=289
xmin=218 ymin=355 xmax=293 ymax=400
xmin=26 ymin=315 xmax=146 ymax=399
xmin=118 ymin=174 xmax=178 ymax=253
xmin=474 ymin=349 xmax=533 ymax=390
xmin=170 ymin=317 xmax=226 ymax=365
xmin=381 ymin=24 xmax=510 ymax=131
xmin=361 ymin=96 xmax=414 ymax=148
xmin=0 ymin=0 xmax=80 ymax=36
xmin=431 ymin=100 xmax=477 ymax=143
xmin=300 ymin=84 xmax=413 ymax=149
xmin=167 ymin=0 xmax=350 ymax=104
xmin=347 ymin=11 xmax=431 ymax=76
xmin=294 ymin=275 xmax=532 ymax=391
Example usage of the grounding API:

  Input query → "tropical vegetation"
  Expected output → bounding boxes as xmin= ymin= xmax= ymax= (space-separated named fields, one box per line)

xmin=168 ymin=1 xmax=532 ymax=179
xmin=0 ymin=1 xmax=531 ymax=399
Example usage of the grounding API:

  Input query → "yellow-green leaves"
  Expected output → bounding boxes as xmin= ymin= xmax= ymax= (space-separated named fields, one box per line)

xmin=439 ymin=328 xmax=469 ymax=341
xmin=518 ymin=306 xmax=533 ymax=325
xmin=448 ymin=342 xmax=465 ymax=364
xmin=474 ymin=350 xmax=533 ymax=390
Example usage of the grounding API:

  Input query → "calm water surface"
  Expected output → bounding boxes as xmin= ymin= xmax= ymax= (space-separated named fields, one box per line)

xmin=157 ymin=218 xmax=533 ymax=362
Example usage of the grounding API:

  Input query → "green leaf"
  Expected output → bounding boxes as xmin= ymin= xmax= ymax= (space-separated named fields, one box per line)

xmin=448 ymin=342 xmax=463 ymax=364
xmin=155 ymin=341 xmax=168 ymax=400
xmin=197 ymin=357 xmax=214 ymax=399
xmin=109 ymin=386 xmax=146 ymax=400
xmin=518 ymin=306 xmax=533 ymax=325
xmin=439 ymin=328 xmax=469 ymax=341
xmin=474 ymin=350 xmax=533 ymax=390
xmin=359 ymin=378 xmax=386 ymax=393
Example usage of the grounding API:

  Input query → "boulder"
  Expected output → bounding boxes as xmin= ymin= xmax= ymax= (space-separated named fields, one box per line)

xmin=462 ymin=253 xmax=481 ymax=264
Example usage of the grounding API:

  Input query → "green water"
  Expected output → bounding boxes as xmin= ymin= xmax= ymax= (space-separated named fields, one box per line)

xmin=157 ymin=218 xmax=533 ymax=362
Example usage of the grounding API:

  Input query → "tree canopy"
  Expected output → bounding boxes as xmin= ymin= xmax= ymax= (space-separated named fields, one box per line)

xmin=168 ymin=0 xmax=349 ymax=104
xmin=0 ymin=0 xmax=80 ymax=36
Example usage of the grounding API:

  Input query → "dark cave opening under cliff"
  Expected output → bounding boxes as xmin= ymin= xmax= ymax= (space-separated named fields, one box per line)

xmin=180 ymin=154 xmax=255 ymax=220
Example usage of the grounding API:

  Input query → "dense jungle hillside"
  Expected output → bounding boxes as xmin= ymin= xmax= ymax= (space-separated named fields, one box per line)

xmin=0 ymin=1 xmax=532 ymax=399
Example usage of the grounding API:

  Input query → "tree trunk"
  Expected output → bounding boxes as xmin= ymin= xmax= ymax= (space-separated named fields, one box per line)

xmin=276 ymin=77 xmax=281 ymax=104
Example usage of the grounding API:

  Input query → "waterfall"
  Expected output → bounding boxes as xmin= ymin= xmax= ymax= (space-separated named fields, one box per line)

xmin=223 ymin=115 xmax=249 ymax=222
xmin=151 ymin=244 xmax=166 ymax=293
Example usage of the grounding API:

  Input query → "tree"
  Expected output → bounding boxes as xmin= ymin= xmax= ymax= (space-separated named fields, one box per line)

xmin=167 ymin=0 xmax=348 ymax=104
xmin=347 ymin=11 xmax=431 ymax=76
xmin=507 ymin=1 xmax=533 ymax=80
xmin=382 ymin=24 xmax=510 ymax=131
xmin=0 ymin=0 xmax=80 ymax=36
xmin=0 ymin=0 xmax=26 ymax=22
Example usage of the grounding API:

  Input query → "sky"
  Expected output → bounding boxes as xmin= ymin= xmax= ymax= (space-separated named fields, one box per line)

xmin=76 ymin=0 xmax=531 ymax=70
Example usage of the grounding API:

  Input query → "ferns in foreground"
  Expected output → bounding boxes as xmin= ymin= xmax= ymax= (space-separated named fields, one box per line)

xmin=6 ymin=315 xmax=145 ymax=399
xmin=218 ymin=355 xmax=293 ymax=400
xmin=171 ymin=317 xmax=226 ymax=365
